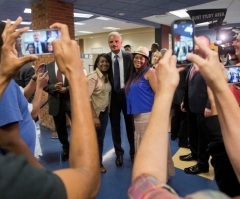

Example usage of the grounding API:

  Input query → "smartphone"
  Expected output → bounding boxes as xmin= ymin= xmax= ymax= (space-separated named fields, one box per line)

xmin=171 ymin=19 xmax=195 ymax=65
xmin=225 ymin=66 xmax=240 ymax=84
xmin=21 ymin=29 xmax=60 ymax=55
xmin=41 ymin=64 xmax=47 ymax=75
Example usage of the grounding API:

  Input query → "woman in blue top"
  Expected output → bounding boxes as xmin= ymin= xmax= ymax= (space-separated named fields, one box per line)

xmin=125 ymin=46 xmax=157 ymax=153
xmin=125 ymin=46 xmax=175 ymax=177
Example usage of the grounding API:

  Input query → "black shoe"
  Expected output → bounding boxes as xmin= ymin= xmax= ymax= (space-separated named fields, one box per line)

xmin=184 ymin=164 xmax=209 ymax=174
xmin=61 ymin=151 xmax=69 ymax=161
xmin=171 ymin=134 xmax=178 ymax=141
xmin=179 ymin=153 xmax=197 ymax=161
xmin=115 ymin=155 xmax=123 ymax=167
xmin=179 ymin=143 xmax=190 ymax=149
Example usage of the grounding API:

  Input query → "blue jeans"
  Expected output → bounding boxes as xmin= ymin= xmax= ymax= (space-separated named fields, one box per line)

xmin=96 ymin=109 xmax=108 ymax=166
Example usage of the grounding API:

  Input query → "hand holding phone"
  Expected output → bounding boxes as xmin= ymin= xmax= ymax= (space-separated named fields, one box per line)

xmin=21 ymin=29 xmax=60 ymax=56
xmin=171 ymin=19 xmax=195 ymax=66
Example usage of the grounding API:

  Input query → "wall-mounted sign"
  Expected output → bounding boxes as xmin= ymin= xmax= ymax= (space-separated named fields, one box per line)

xmin=81 ymin=54 xmax=93 ymax=59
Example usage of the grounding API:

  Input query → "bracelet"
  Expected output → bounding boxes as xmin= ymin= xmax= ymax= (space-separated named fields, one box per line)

xmin=31 ymin=76 xmax=37 ymax=81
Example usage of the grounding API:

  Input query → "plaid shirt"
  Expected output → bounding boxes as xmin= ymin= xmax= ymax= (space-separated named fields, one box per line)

xmin=128 ymin=174 xmax=231 ymax=199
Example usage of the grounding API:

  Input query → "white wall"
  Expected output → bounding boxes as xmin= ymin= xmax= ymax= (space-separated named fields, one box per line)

xmin=83 ymin=31 xmax=155 ymax=54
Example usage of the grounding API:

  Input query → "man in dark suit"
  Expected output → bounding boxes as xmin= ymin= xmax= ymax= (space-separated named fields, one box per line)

xmin=149 ymin=43 xmax=159 ymax=65
xmin=44 ymin=61 xmax=71 ymax=161
xmin=180 ymin=36 xmax=211 ymax=174
xmin=33 ymin=31 xmax=46 ymax=54
xmin=107 ymin=31 xmax=134 ymax=167
xmin=171 ymin=66 xmax=189 ymax=148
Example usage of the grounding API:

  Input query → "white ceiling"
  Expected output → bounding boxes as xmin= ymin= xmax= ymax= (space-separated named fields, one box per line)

xmin=75 ymin=0 xmax=240 ymax=36
xmin=75 ymin=18 xmax=147 ymax=36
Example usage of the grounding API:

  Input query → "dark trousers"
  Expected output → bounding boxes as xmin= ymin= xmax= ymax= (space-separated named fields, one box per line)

xmin=188 ymin=110 xmax=209 ymax=168
xmin=96 ymin=109 xmax=108 ymax=166
xmin=201 ymin=116 xmax=240 ymax=197
xmin=53 ymin=99 xmax=71 ymax=152
xmin=171 ymin=104 xmax=188 ymax=144
xmin=109 ymin=91 xmax=135 ymax=157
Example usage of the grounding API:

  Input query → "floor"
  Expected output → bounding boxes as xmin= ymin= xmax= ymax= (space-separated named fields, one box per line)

xmin=36 ymin=115 xmax=218 ymax=199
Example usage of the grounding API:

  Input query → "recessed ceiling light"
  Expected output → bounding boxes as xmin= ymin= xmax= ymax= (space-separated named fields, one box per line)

xmin=169 ymin=9 xmax=189 ymax=18
xmin=78 ymin=31 xmax=93 ymax=33
xmin=119 ymin=13 xmax=125 ymax=16
xmin=24 ymin=8 xmax=31 ymax=13
xmin=74 ymin=13 xmax=93 ymax=18
xmin=74 ymin=22 xmax=85 ymax=25
xmin=96 ymin=17 xmax=111 ymax=20
xmin=2 ymin=20 xmax=31 ymax=25
xmin=104 ymin=27 xmax=120 ymax=30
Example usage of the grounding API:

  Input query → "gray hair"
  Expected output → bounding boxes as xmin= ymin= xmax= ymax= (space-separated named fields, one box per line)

xmin=108 ymin=31 xmax=122 ymax=41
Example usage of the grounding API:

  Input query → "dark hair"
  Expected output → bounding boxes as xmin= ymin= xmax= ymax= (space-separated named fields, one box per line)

xmin=0 ymin=21 xmax=6 ymax=47
xmin=124 ymin=44 xmax=131 ymax=49
xmin=151 ymin=43 xmax=159 ymax=49
xmin=26 ymin=43 xmax=35 ymax=51
xmin=93 ymin=53 xmax=112 ymax=77
xmin=125 ymin=54 xmax=149 ymax=93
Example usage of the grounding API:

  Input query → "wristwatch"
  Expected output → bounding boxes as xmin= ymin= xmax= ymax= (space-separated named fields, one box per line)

xmin=31 ymin=76 xmax=37 ymax=81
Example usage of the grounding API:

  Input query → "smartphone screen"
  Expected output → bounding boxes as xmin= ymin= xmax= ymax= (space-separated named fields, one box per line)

xmin=42 ymin=64 xmax=47 ymax=75
xmin=225 ymin=66 xmax=240 ymax=84
xmin=21 ymin=29 xmax=60 ymax=55
xmin=172 ymin=20 xmax=194 ymax=65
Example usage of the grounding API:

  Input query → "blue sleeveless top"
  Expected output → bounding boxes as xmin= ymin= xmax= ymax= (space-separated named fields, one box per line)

xmin=126 ymin=67 xmax=155 ymax=114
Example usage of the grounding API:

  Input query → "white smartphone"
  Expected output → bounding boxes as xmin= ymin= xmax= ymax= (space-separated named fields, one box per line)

xmin=21 ymin=29 xmax=60 ymax=55
xmin=225 ymin=66 xmax=240 ymax=84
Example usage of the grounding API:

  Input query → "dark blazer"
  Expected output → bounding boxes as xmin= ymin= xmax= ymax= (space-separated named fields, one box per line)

xmin=107 ymin=50 xmax=132 ymax=87
xmin=173 ymin=66 xmax=189 ymax=105
xmin=43 ymin=61 xmax=70 ymax=116
xmin=183 ymin=65 xmax=210 ymax=114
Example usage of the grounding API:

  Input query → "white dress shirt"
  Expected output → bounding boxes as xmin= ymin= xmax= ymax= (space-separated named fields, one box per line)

xmin=111 ymin=50 xmax=125 ymax=89
xmin=34 ymin=41 xmax=43 ymax=54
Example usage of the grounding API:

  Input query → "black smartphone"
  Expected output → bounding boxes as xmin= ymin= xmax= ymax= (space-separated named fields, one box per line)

xmin=21 ymin=29 xmax=60 ymax=55
xmin=171 ymin=19 xmax=195 ymax=65
xmin=225 ymin=66 xmax=240 ymax=84
xmin=41 ymin=64 xmax=47 ymax=75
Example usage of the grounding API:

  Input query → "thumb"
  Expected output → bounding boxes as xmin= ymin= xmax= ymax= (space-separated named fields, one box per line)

xmin=18 ymin=55 xmax=38 ymax=66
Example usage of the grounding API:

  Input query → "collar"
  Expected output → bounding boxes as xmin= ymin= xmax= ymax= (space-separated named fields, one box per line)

xmin=112 ymin=50 xmax=122 ymax=59
xmin=96 ymin=68 xmax=103 ymax=78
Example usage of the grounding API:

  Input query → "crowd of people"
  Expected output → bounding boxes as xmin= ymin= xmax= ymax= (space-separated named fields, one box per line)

xmin=1 ymin=17 xmax=240 ymax=198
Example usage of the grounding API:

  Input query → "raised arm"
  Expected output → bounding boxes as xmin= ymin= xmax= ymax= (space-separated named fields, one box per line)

xmin=132 ymin=50 xmax=183 ymax=183
xmin=50 ymin=23 xmax=100 ymax=199
xmin=187 ymin=37 xmax=240 ymax=182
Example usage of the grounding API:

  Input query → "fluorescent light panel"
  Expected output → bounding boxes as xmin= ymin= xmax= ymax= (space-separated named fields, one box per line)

xmin=104 ymin=27 xmax=120 ymax=30
xmin=74 ymin=22 xmax=85 ymax=25
xmin=169 ymin=9 xmax=189 ymax=18
xmin=96 ymin=17 xmax=111 ymax=20
xmin=24 ymin=8 xmax=31 ymax=13
xmin=2 ymin=20 xmax=31 ymax=25
xmin=74 ymin=13 xmax=93 ymax=18
xmin=196 ymin=22 xmax=210 ymax=26
xmin=78 ymin=31 xmax=93 ymax=33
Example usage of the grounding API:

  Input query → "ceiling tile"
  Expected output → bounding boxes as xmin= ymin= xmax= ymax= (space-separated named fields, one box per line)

xmin=138 ymin=0 xmax=172 ymax=7
xmin=121 ymin=4 xmax=149 ymax=12
xmin=99 ymin=1 xmax=130 ymax=9
xmin=143 ymin=8 xmax=169 ymax=15
xmin=90 ymin=7 xmax=115 ymax=15
xmin=159 ymin=2 xmax=190 ymax=10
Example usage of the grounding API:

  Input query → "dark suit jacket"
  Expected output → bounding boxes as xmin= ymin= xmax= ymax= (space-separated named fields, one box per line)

xmin=14 ymin=64 xmax=35 ymax=102
xmin=43 ymin=61 xmax=70 ymax=116
xmin=183 ymin=65 xmax=210 ymax=114
xmin=107 ymin=50 xmax=132 ymax=88
xmin=173 ymin=66 xmax=189 ymax=105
